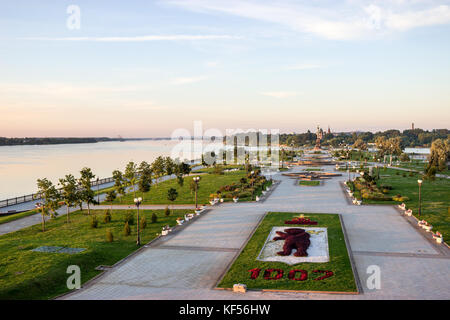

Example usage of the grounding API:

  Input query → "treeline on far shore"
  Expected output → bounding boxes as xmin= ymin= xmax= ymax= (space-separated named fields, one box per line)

xmin=0 ymin=137 xmax=170 ymax=146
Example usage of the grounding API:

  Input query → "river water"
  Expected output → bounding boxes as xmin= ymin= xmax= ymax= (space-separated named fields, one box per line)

xmin=0 ymin=140 xmax=200 ymax=200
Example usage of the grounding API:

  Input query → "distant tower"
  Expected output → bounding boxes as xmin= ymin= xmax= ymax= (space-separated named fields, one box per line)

xmin=327 ymin=126 xmax=331 ymax=134
xmin=314 ymin=125 xmax=323 ymax=150
xmin=412 ymin=123 xmax=414 ymax=130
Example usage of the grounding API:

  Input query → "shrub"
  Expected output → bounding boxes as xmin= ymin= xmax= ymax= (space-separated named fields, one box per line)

xmin=90 ymin=215 xmax=98 ymax=228
xmin=124 ymin=211 xmax=134 ymax=225
xmin=124 ymin=222 xmax=131 ymax=236
xmin=140 ymin=216 xmax=147 ymax=229
xmin=106 ymin=229 xmax=114 ymax=242
xmin=151 ymin=212 xmax=158 ymax=223
xmin=238 ymin=191 xmax=252 ymax=198
xmin=380 ymin=184 xmax=393 ymax=190
xmin=103 ymin=210 xmax=112 ymax=223
xmin=164 ymin=206 xmax=170 ymax=217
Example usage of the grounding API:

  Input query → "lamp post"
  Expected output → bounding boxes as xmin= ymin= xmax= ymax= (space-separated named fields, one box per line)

xmin=193 ymin=177 xmax=200 ymax=209
xmin=134 ymin=197 xmax=142 ymax=245
xmin=417 ymin=179 xmax=422 ymax=217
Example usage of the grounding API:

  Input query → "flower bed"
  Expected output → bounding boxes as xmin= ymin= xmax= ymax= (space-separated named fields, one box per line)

xmin=218 ymin=169 xmax=272 ymax=202
xmin=217 ymin=212 xmax=357 ymax=293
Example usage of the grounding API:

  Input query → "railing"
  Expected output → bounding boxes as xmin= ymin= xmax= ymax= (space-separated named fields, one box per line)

xmin=0 ymin=177 xmax=114 ymax=209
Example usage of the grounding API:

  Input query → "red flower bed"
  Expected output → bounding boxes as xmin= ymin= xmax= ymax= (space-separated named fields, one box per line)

xmin=263 ymin=269 xmax=284 ymax=280
xmin=248 ymin=268 xmax=333 ymax=281
xmin=312 ymin=270 xmax=333 ymax=281
xmin=288 ymin=269 xmax=308 ymax=281
xmin=248 ymin=268 xmax=261 ymax=279
xmin=285 ymin=217 xmax=317 ymax=225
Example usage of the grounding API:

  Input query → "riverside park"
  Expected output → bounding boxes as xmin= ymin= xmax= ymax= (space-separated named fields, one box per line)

xmin=0 ymin=140 xmax=449 ymax=300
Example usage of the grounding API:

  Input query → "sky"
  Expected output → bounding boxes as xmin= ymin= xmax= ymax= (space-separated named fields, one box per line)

xmin=1 ymin=0 xmax=450 ymax=137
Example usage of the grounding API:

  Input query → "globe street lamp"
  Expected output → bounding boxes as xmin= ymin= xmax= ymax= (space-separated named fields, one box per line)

xmin=134 ymin=197 xmax=143 ymax=245
xmin=417 ymin=180 xmax=423 ymax=217
xmin=193 ymin=177 xmax=200 ymax=209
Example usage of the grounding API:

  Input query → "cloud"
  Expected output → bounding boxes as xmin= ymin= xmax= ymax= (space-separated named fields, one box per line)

xmin=166 ymin=0 xmax=450 ymax=40
xmin=23 ymin=34 xmax=240 ymax=42
xmin=260 ymin=91 xmax=299 ymax=98
xmin=170 ymin=76 xmax=208 ymax=85
xmin=205 ymin=61 xmax=219 ymax=67
xmin=285 ymin=63 xmax=324 ymax=71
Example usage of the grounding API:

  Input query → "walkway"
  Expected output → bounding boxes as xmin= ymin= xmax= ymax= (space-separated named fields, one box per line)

xmin=61 ymin=166 xmax=450 ymax=300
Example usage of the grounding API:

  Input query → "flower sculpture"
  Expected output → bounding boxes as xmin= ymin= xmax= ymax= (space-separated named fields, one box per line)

xmin=273 ymin=228 xmax=311 ymax=257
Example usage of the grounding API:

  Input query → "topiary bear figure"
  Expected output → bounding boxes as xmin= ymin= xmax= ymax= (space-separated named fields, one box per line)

xmin=273 ymin=228 xmax=310 ymax=257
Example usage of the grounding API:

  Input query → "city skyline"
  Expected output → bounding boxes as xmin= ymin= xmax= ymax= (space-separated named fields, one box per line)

xmin=1 ymin=0 xmax=450 ymax=137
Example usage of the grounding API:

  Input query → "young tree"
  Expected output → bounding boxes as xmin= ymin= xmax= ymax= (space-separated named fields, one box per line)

xmin=112 ymin=170 xmax=126 ymax=202
xmin=428 ymin=138 xmax=450 ymax=172
xmin=167 ymin=188 xmax=178 ymax=213
xmin=36 ymin=178 xmax=61 ymax=232
xmin=59 ymin=174 xmax=78 ymax=223
xmin=105 ymin=189 xmax=117 ymax=212
xmin=79 ymin=167 xmax=97 ymax=215
xmin=151 ymin=156 xmax=166 ymax=179
xmin=164 ymin=157 xmax=175 ymax=176
xmin=124 ymin=161 xmax=138 ymax=198
xmin=138 ymin=161 xmax=152 ymax=195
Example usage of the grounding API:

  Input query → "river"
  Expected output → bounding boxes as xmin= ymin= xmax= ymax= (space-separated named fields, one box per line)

xmin=0 ymin=140 xmax=200 ymax=200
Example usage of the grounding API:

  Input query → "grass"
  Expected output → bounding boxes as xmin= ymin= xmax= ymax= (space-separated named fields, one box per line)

xmin=0 ymin=208 xmax=192 ymax=300
xmin=298 ymin=180 xmax=321 ymax=186
xmin=109 ymin=171 xmax=247 ymax=205
xmin=218 ymin=212 xmax=357 ymax=293
xmin=0 ymin=209 xmax=39 ymax=225
xmin=364 ymin=168 xmax=450 ymax=240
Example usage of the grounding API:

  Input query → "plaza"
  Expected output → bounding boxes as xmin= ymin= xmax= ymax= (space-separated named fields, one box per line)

xmin=59 ymin=164 xmax=449 ymax=300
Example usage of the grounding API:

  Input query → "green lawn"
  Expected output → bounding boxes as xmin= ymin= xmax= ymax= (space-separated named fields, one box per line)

xmin=0 ymin=208 xmax=192 ymax=300
xmin=0 ymin=209 xmax=38 ymax=225
xmin=364 ymin=168 xmax=450 ymax=240
xmin=110 ymin=171 xmax=247 ymax=205
xmin=218 ymin=212 xmax=357 ymax=293
xmin=298 ymin=180 xmax=321 ymax=186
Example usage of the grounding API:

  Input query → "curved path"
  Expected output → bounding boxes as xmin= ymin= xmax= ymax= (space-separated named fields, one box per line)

xmin=61 ymin=166 xmax=450 ymax=300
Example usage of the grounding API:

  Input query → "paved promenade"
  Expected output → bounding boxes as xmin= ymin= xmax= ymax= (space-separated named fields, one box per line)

xmin=61 ymin=166 xmax=450 ymax=300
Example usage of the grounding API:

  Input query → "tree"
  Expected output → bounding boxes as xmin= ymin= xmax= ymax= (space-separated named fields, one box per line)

xmin=167 ymin=188 xmax=178 ymax=213
xmin=428 ymin=138 xmax=450 ymax=172
xmin=112 ymin=170 xmax=126 ymax=202
xmin=138 ymin=161 xmax=152 ymax=195
xmin=353 ymin=138 xmax=367 ymax=151
xmin=124 ymin=161 xmax=138 ymax=199
xmin=105 ymin=190 xmax=117 ymax=212
xmin=36 ymin=178 xmax=61 ymax=232
xmin=79 ymin=167 xmax=97 ymax=215
xmin=151 ymin=156 xmax=166 ymax=179
xmin=164 ymin=157 xmax=175 ymax=176
xmin=177 ymin=175 xmax=184 ymax=187
xmin=59 ymin=174 xmax=78 ymax=223
xmin=399 ymin=153 xmax=410 ymax=162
